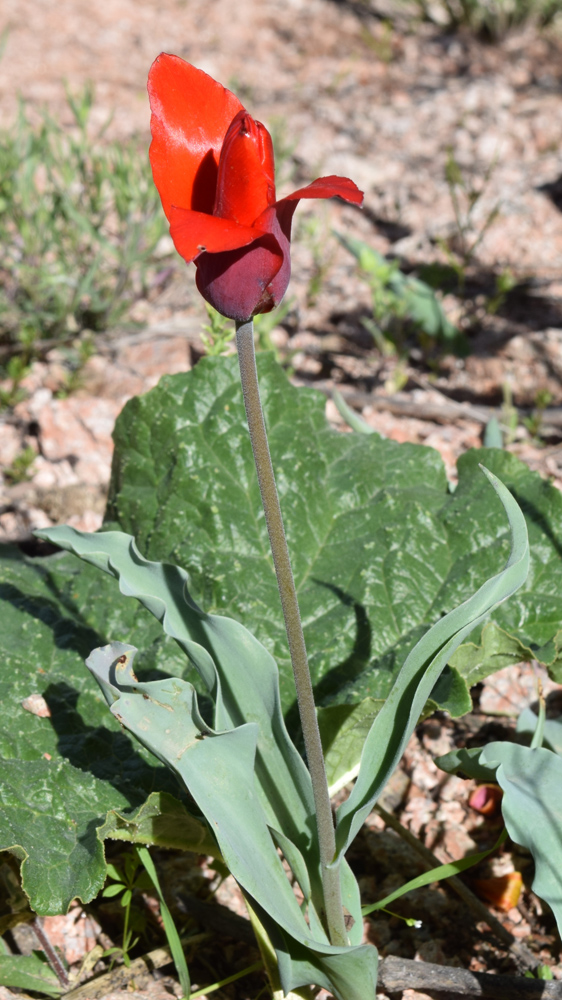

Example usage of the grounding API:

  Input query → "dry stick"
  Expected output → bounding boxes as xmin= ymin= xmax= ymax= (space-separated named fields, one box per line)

xmin=306 ymin=379 xmax=562 ymax=432
xmin=375 ymin=804 xmax=537 ymax=970
xmin=235 ymin=319 xmax=347 ymax=948
xmin=378 ymin=954 xmax=562 ymax=999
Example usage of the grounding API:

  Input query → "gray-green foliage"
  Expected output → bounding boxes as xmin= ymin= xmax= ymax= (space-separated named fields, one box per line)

xmin=34 ymin=532 xmax=378 ymax=1000
xmin=436 ymin=741 xmax=562 ymax=937
xmin=36 ymin=462 xmax=526 ymax=999
xmin=0 ymin=88 xmax=168 ymax=351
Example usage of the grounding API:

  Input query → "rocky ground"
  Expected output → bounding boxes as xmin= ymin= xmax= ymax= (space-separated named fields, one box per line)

xmin=2 ymin=0 xmax=562 ymax=997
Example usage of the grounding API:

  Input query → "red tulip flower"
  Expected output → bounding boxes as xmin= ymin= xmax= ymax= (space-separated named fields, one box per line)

xmin=148 ymin=54 xmax=364 ymax=323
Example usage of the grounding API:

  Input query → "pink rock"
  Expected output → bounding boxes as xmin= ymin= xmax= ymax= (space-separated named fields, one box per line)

xmin=0 ymin=423 xmax=24 ymax=467
xmin=42 ymin=907 xmax=101 ymax=965
xmin=118 ymin=335 xmax=190 ymax=384
xmin=36 ymin=397 xmax=121 ymax=486
xmin=21 ymin=694 xmax=51 ymax=718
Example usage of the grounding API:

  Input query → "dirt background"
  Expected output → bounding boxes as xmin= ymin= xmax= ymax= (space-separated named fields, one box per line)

xmin=2 ymin=0 xmax=562 ymax=998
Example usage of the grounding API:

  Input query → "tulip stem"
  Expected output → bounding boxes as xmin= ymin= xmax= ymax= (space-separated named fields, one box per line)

xmin=235 ymin=319 xmax=347 ymax=948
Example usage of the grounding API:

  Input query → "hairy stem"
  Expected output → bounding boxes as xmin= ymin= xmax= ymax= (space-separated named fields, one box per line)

xmin=32 ymin=916 xmax=70 ymax=989
xmin=235 ymin=319 xmax=347 ymax=947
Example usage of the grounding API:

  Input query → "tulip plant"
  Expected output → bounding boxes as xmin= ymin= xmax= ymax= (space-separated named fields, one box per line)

xmin=37 ymin=56 xmax=535 ymax=999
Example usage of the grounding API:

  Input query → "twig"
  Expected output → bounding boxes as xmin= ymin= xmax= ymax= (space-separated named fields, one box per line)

xmin=303 ymin=379 xmax=562 ymax=432
xmin=374 ymin=804 xmax=537 ymax=970
xmin=378 ymin=954 xmax=562 ymax=998
xmin=32 ymin=916 xmax=70 ymax=990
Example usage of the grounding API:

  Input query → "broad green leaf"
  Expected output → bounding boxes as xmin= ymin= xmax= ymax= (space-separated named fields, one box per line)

xmin=333 ymin=468 xmax=529 ymax=859
xmin=102 ymin=356 xmax=562 ymax=728
xmin=317 ymin=699 xmax=382 ymax=795
xmin=0 ymin=548 xmax=209 ymax=914
xmin=448 ymin=621 xmax=538 ymax=687
xmin=0 ymin=953 xmax=61 ymax=996
xmin=97 ymin=791 xmax=216 ymax=854
xmin=479 ymin=743 xmax=562 ymax=937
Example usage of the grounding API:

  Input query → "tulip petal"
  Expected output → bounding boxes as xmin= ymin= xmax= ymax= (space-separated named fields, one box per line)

xmin=169 ymin=207 xmax=266 ymax=263
xmin=214 ymin=111 xmax=276 ymax=226
xmin=281 ymin=176 xmax=364 ymax=206
xmin=148 ymin=54 xmax=244 ymax=220
xmin=195 ymin=233 xmax=285 ymax=322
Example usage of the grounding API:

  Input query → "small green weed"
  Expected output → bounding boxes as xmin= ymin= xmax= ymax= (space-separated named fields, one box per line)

xmin=102 ymin=849 xmax=151 ymax=967
xmin=0 ymin=87 xmax=170 ymax=355
xmin=3 ymin=446 xmax=36 ymax=485
xmin=200 ymin=304 xmax=235 ymax=356
xmin=54 ymin=334 xmax=96 ymax=398
xmin=443 ymin=147 xmax=501 ymax=272
xmin=523 ymin=388 xmax=553 ymax=442
xmin=0 ymin=355 xmax=31 ymax=411
xmin=402 ymin=0 xmax=562 ymax=39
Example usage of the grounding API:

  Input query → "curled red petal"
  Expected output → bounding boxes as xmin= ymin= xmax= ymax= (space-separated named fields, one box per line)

xmin=281 ymin=175 xmax=364 ymax=206
xmin=148 ymin=54 xmax=244 ymax=220
xmin=169 ymin=207 xmax=265 ymax=263
xmin=214 ymin=111 xmax=276 ymax=226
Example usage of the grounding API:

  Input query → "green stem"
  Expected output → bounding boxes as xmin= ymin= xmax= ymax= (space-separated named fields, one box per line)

xmin=235 ymin=318 xmax=347 ymax=947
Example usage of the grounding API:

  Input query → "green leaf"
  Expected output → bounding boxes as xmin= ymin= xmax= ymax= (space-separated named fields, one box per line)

xmin=97 ymin=791 xmax=216 ymax=855
xmin=0 ymin=952 xmax=61 ymax=995
xmin=102 ymin=882 xmax=125 ymax=897
xmin=104 ymin=862 xmax=124 ymax=881
xmin=0 ymin=548 xmax=211 ymax=914
xmin=34 ymin=529 xmax=317 ymax=878
xmin=317 ymin=698 xmax=383 ymax=794
xmin=81 ymin=639 xmax=377 ymax=1000
xmin=333 ymin=467 xmax=529 ymax=859
xmin=137 ymin=846 xmax=191 ymax=999
xmin=101 ymin=358 xmax=562 ymax=727
xmin=362 ymin=829 xmax=507 ymax=916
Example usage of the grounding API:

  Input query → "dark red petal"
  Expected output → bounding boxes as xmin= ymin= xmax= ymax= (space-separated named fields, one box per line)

xmin=195 ymin=234 xmax=285 ymax=322
xmin=281 ymin=175 xmax=364 ymax=206
xmin=213 ymin=111 xmax=276 ymax=226
xmin=169 ymin=207 xmax=265 ymax=263
xmin=195 ymin=201 xmax=293 ymax=321
xmin=148 ymin=54 xmax=244 ymax=219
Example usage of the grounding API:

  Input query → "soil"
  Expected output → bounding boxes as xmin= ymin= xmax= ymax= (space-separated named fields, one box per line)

xmin=1 ymin=0 xmax=562 ymax=997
